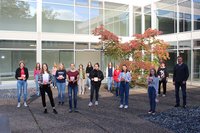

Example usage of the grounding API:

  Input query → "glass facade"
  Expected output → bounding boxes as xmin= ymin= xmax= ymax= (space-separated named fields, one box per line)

xmin=0 ymin=0 xmax=200 ymax=84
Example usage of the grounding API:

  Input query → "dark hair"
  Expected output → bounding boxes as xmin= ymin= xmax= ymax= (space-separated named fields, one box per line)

xmin=121 ymin=64 xmax=128 ymax=73
xmin=41 ymin=63 xmax=50 ymax=74
xmin=35 ymin=63 xmax=41 ymax=70
xmin=177 ymin=55 xmax=183 ymax=59
xmin=149 ymin=68 xmax=157 ymax=77
xmin=19 ymin=60 xmax=25 ymax=66
xmin=94 ymin=63 xmax=99 ymax=67
xmin=87 ymin=62 xmax=92 ymax=67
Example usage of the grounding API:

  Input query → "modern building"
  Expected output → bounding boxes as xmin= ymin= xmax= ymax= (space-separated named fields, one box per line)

xmin=0 ymin=0 xmax=200 ymax=84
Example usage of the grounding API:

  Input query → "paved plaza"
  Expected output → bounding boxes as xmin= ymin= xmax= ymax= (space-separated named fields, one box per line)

xmin=0 ymin=83 xmax=199 ymax=133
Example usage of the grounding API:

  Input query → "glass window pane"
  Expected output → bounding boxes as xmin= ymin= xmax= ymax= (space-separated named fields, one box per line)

xmin=42 ymin=41 xmax=74 ymax=49
xmin=0 ymin=0 xmax=36 ymax=31
xmin=0 ymin=40 xmax=36 ymax=49
xmin=90 ymin=8 xmax=103 ymax=33
xmin=43 ymin=0 xmax=74 ymax=5
xmin=75 ymin=6 xmax=89 ymax=34
xmin=194 ymin=0 xmax=200 ymax=30
xmin=75 ymin=0 xmax=88 ymax=6
xmin=105 ymin=2 xmax=128 ymax=11
xmin=135 ymin=14 xmax=142 ymax=34
xmin=75 ymin=43 xmax=88 ymax=49
xmin=194 ymin=39 xmax=200 ymax=48
xmin=91 ymin=0 xmax=103 ymax=8
xmin=193 ymin=50 xmax=200 ymax=81
xmin=42 ymin=3 xmax=74 ymax=33
xmin=178 ymin=40 xmax=191 ymax=48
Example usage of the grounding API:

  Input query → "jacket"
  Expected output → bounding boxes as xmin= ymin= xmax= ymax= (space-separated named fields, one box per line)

xmin=15 ymin=67 xmax=29 ymax=81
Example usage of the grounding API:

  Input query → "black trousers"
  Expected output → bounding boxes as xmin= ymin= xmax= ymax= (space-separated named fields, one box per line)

xmin=90 ymin=83 xmax=101 ymax=102
xmin=40 ymin=85 xmax=55 ymax=108
xmin=175 ymin=82 xmax=187 ymax=106
xmin=158 ymin=80 xmax=167 ymax=95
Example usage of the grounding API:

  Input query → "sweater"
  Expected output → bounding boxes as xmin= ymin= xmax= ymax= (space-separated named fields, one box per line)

xmin=55 ymin=70 xmax=67 ymax=83
xmin=173 ymin=63 xmax=189 ymax=82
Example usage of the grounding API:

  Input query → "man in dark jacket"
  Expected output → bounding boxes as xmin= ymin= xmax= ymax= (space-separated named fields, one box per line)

xmin=173 ymin=56 xmax=189 ymax=108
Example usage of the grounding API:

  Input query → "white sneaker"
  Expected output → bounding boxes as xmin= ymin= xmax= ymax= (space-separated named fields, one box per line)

xmin=24 ymin=102 xmax=28 ymax=107
xmin=119 ymin=104 xmax=123 ymax=108
xmin=17 ymin=103 xmax=21 ymax=108
xmin=124 ymin=105 xmax=128 ymax=109
xmin=88 ymin=102 xmax=93 ymax=107
xmin=162 ymin=94 xmax=166 ymax=97
xmin=88 ymin=87 xmax=91 ymax=90
xmin=95 ymin=101 xmax=98 ymax=106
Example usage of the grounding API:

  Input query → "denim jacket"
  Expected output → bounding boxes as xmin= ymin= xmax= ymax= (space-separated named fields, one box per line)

xmin=118 ymin=72 xmax=131 ymax=83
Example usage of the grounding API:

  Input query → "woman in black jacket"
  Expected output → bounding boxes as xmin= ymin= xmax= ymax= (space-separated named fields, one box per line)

xmin=15 ymin=60 xmax=29 ymax=108
xmin=39 ymin=63 xmax=58 ymax=114
xmin=88 ymin=63 xmax=104 ymax=107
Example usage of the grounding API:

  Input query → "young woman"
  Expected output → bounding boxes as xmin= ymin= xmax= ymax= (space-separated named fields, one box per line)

xmin=86 ymin=62 xmax=93 ymax=90
xmin=15 ymin=60 xmax=29 ymax=108
xmin=157 ymin=62 xmax=169 ymax=97
xmin=78 ymin=64 xmax=86 ymax=95
xmin=67 ymin=63 xmax=79 ymax=113
xmin=147 ymin=68 xmax=159 ymax=115
xmin=118 ymin=64 xmax=131 ymax=109
xmin=51 ymin=63 xmax=57 ymax=88
xmin=39 ymin=63 xmax=58 ymax=114
xmin=113 ymin=65 xmax=121 ymax=97
xmin=88 ymin=63 xmax=104 ymax=107
xmin=56 ymin=63 xmax=66 ymax=105
xmin=106 ymin=62 xmax=114 ymax=92
xmin=34 ymin=63 xmax=41 ymax=96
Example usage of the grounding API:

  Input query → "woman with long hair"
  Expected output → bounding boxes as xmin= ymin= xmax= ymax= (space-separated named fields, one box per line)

xmin=118 ymin=64 xmax=131 ymax=109
xmin=147 ymin=68 xmax=159 ymax=115
xmin=39 ymin=63 xmax=58 ymax=114
xmin=113 ymin=65 xmax=121 ymax=97
xmin=78 ymin=64 xmax=86 ymax=95
xmin=56 ymin=63 xmax=67 ymax=105
xmin=51 ymin=63 xmax=57 ymax=88
xmin=15 ymin=60 xmax=29 ymax=108
xmin=34 ymin=63 xmax=41 ymax=96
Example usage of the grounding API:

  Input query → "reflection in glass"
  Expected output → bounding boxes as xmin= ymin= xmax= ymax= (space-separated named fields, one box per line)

xmin=90 ymin=8 xmax=103 ymax=33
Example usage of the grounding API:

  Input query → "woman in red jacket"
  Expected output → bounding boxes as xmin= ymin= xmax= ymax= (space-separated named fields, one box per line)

xmin=113 ymin=65 xmax=121 ymax=97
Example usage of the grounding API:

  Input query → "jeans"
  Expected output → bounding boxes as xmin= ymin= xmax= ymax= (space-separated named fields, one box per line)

xmin=120 ymin=81 xmax=129 ymax=105
xmin=107 ymin=77 xmax=113 ymax=91
xmin=35 ymin=75 xmax=40 ymax=95
xmin=17 ymin=80 xmax=28 ymax=102
xmin=78 ymin=78 xmax=85 ymax=95
xmin=158 ymin=80 xmax=167 ymax=95
xmin=68 ymin=85 xmax=78 ymax=109
xmin=148 ymin=86 xmax=156 ymax=112
xmin=175 ymin=82 xmax=187 ymax=106
xmin=52 ymin=75 xmax=56 ymax=87
xmin=114 ymin=81 xmax=120 ymax=96
xmin=40 ymin=84 xmax=55 ymax=108
xmin=90 ymin=83 xmax=100 ymax=102
xmin=86 ymin=77 xmax=91 ymax=89
xmin=56 ymin=82 xmax=66 ymax=102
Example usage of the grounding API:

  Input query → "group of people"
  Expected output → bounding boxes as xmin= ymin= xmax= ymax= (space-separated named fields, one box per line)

xmin=15 ymin=55 xmax=189 ymax=115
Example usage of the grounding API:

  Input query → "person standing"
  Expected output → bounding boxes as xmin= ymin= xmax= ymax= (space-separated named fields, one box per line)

xmin=147 ymin=68 xmax=159 ymax=115
xmin=39 ymin=63 xmax=57 ymax=114
xmin=51 ymin=63 xmax=57 ymax=88
xmin=15 ymin=60 xmax=29 ymax=108
xmin=113 ymin=65 xmax=121 ymax=97
xmin=67 ymin=63 xmax=79 ymax=113
xmin=78 ymin=64 xmax=86 ymax=95
xmin=88 ymin=63 xmax=104 ymax=107
xmin=118 ymin=64 xmax=131 ymax=109
xmin=106 ymin=62 xmax=114 ymax=92
xmin=34 ymin=63 xmax=41 ymax=96
xmin=173 ymin=56 xmax=189 ymax=108
xmin=56 ymin=63 xmax=67 ymax=105
xmin=157 ymin=62 xmax=169 ymax=97
xmin=86 ymin=62 xmax=93 ymax=90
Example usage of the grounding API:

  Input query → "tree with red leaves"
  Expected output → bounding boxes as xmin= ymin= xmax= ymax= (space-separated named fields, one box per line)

xmin=93 ymin=25 xmax=170 ymax=86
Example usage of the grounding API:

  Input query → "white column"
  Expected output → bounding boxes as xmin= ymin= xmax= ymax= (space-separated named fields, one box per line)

xmin=141 ymin=6 xmax=145 ymax=33
xmin=36 ymin=0 xmax=42 ymax=64
xmin=191 ymin=0 xmax=194 ymax=83
xmin=151 ymin=3 xmax=157 ymax=29
xmin=176 ymin=0 xmax=179 ymax=56
xmin=129 ymin=5 xmax=133 ymax=37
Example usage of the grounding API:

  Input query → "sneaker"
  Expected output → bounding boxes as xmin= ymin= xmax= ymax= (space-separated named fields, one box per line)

xmin=61 ymin=102 xmax=64 ymax=106
xmin=53 ymin=109 xmax=58 ymax=114
xmin=148 ymin=110 xmax=152 ymax=114
xmin=58 ymin=102 xmax=61 ymax=105
xmin=152 ymin=111 xmax=156 ymax=115
xmin=37 ymin=92 xmax=40 ymax=96
xmin=88 ymin=87 xmax=91 ymax=90
xmin=88 ymin=102 xmax=93 ymax=107
xmin=95 ymin=101 xmax=98 ymax=106
xmin=69 ymin=109 xmax=73 ymax=113
xmin=24 ymin=102 xmax=28 ymax=107
xmin=119 ymin=104 xmax=123 ymax=109
xmin=183 ymin=105 xmax=187 ymax=109
xmin=162 ymin=94 xmax=166 ymax=97
xmin=174 ymin=104 xmax=180 ymax=107
xmin=17 ymin=102 xmax=21 ymax=108
xmin=124 ymin=105 xmax=128 ymax=109
xmin=74 ymin=108 xmax=79 ymax=113
xmin=44 ymin=109 xmax=48 ymax=114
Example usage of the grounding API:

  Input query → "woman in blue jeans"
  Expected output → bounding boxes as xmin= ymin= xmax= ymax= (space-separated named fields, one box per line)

xmin=147 ymin=68 xmax=159 ymax=115
xmin=56 ymin=63 xmax=67 ymax=105
xmin=118 ymin=64 xmax=131 ymax=109
xmin=15 ymin=60 xmax=29 ymax=108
